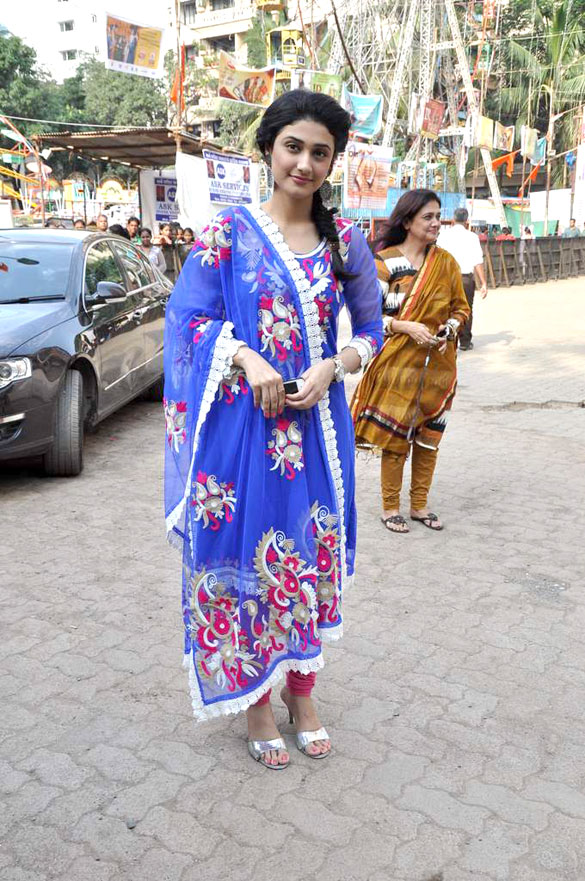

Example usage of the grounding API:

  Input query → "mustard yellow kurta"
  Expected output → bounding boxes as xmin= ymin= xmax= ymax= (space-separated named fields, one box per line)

xmin=351 ymin=244 xmax=470 ymax=455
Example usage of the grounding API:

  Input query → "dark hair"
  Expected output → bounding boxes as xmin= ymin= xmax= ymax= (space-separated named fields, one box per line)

xmin=109 ymin=224 xmax=130 ymax=240
xmin=256 ymin=89 xmax=353 ymax=282
xmin=127 ymin=216 xmax=140 ymax=225
xmin=453 ymin=207 xmax=468 ymax=223
xmin=375 ymin=189 xmax=442 ymax=250
xmin=139 ymin=227 xmax=152 ymax=236
xmin=183 ymin=226 xmax=194 ymax=238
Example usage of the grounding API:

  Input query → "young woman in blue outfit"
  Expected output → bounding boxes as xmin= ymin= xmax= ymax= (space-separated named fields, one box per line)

xmin=164 ymin=90 xmax=383 ymax=769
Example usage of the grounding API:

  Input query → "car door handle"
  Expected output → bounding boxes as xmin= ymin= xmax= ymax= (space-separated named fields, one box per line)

xmin=132 ymin=307 xmax=149 ymax=321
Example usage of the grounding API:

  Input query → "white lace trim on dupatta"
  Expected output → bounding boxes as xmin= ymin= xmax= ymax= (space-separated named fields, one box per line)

xmin=165 ymin=321 xmax=240 ymax=542
xmin=248 ymin=205 xmax=349 ymax=593
xmin=184 ymin=651 xmax=326 ymax=721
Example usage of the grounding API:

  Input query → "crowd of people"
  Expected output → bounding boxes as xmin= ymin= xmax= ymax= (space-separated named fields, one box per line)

xmin=43 ymin=214 xmax=196 ymax=282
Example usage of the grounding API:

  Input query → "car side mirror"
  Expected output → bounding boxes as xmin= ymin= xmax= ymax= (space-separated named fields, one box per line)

xmin=89 ymin=281 xmax=127 ymax=305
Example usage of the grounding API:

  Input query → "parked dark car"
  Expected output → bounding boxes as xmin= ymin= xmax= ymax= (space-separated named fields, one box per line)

xmin=0 ymin=229 xmax=172 ymax=475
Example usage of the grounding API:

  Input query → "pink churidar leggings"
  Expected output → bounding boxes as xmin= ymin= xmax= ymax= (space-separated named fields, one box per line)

xmin=254 ymin=671 xmax=316 ymax=706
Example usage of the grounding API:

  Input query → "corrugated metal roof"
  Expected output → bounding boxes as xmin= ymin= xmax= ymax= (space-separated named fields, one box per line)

xmin=31 ymin=127 xmax=235 ymax=169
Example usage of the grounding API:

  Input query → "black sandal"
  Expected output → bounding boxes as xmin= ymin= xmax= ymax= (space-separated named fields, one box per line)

xmin=410 ymin=512 xmax=444 ymax=531
xmin=380 ymin=514 xmax=410 ymax=534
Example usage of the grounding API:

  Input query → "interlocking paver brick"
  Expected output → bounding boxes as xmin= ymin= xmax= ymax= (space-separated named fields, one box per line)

xmin=1 ymin=277 xmax=585 ymax=880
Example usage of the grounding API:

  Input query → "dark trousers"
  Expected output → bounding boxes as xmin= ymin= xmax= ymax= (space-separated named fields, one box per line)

xmin=460 ymin=273 xmax=475 ymax=347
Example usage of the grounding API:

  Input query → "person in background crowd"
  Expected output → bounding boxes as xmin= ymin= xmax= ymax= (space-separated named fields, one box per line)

xmin=154 ymin=221 xmax=181 ymax=282
xmin=562 ymin=218 xmax=581 ymax=238
xmin=126 ymin=216 xmax=141 ymax=242
xmin=351 ymin=189 xmax=470 ymax=534
xmin=74 ymin=218 xmax=86 ymax=229
xmin=109 ymin=224 xmax=130 ymax=240
xmin=96 ymin=214 xmax=109 ymax=232
xmin=522 ymin=226 xmax=533 ymax=239
xmin=138 ymin=227 xmax=166 ymax=274
xmin=44 ymin=217 xmax=65 ymax=229
xmin=478 ymin=225 xmax=488 ymax=242
xmin=174 ymin=224 xmax=185 ymax=242
xmin=178 ymin=227 xmax=196 ymax=267
xmin=495 ymin=226 xmax=515 ymax=241
xmin=437 ymin=207 xmax=487 ymax=352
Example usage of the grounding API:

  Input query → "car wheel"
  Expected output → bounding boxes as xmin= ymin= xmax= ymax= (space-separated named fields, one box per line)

xmin=43 ymin=370 xmax=84 ymax=477
xmin=141 ymin=375 xmax=164 ymax=402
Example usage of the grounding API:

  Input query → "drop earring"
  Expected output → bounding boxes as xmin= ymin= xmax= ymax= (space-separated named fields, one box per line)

xmin=319 ymin=179 xmax=333 ymax=204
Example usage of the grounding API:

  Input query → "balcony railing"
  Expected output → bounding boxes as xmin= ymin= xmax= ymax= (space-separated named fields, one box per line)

xmin=193 ymin=2 xmax=254 ymax=27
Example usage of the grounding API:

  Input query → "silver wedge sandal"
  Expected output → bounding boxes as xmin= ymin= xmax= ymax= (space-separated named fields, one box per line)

xmin=247 ymin=737 xmax=290 ymax=770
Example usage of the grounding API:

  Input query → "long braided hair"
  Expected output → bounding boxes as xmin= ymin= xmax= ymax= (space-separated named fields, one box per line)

xmin=256 ymin=89 xmax=355 ymax=282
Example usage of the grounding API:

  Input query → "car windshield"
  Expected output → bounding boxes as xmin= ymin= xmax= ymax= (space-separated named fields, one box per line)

xmin=0 ymin=241 xmax=75 ymax=302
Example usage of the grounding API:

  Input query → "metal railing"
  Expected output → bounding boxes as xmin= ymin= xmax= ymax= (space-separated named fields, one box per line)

xmin=483 ymin=237 xmax=585 ymax=287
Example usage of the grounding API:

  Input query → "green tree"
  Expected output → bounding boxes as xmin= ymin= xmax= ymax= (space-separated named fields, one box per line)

xmin=79 ymin=58 xmax=168 ymax=127
xmin=498 ymin=0 xmax=585 ymax=136
xmin=0 ymin=35 xmax=61 ymax=130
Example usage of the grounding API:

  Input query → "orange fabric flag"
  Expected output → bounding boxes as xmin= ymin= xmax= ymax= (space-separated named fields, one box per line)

xmin=170 ymin=46 xmax=186 ymax=110
xmin=517 ymin=161 xmax=542 ymax=197
xmin=492 ymin=149 xmax=520 ymax=178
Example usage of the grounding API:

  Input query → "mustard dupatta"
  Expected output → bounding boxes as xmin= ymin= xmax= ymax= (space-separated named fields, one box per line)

xmin=351 ymin=245 xmax=470 ymax=455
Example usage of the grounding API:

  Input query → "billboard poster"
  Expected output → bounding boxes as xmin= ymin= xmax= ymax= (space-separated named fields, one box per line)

xmin=341 ymin=86 xmax=383 ymax=139
xmin=218 ymin=51 xmax=275 ymax=107
xmin=420 ymin=100 xmax=446 ymax=140
xmin=106 ymin=14 xmax=163 ymax=78
xmin=494 ymin=122 xmax=515 ymax=152
xmin=203 ymin=149 xmax=252 ymax=205
xmin=155 ymin=176 xmax=178 ymax=222
xmin=343 ymin=141 xmax=393 ymax=212
xmin=290 ymin=70 xmax=342 ymax=100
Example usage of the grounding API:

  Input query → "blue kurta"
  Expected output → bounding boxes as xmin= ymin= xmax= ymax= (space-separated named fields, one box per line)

xmin=164 ymin=205 xmax=383 ymax=720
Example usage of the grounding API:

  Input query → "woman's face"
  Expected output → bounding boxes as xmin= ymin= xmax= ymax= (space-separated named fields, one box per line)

xmin=268 ymin=118 xmax=335 ymax=201
xmin=160 ymin=224 xmax=170 ymax=237
xmin=141 ymin=230 xmax=152 ymax=246
xmin=404 ymin=200 xmax=442 ymax=244
xmin=183 ymin=229 xmax=194 ymax=243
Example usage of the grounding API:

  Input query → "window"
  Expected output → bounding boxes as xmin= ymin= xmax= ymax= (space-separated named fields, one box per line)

xmin=210 ymin=0 xmax=234 ymax=10
xmin=59 ymin=20 xmax=74 ymax=31
xmin=110 ymin=241 xmax=153 ymax=290
xmin=85 ymin=241 xmax=125 ymax=297
xmin=182 ymin=1 xmax=197 ymax=24
xmin=61 ymin=49 xmax=78 ymax=61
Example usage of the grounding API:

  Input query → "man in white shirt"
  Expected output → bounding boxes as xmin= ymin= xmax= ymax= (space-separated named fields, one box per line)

xmin=437 ymin=207 xmax=488 ymax=351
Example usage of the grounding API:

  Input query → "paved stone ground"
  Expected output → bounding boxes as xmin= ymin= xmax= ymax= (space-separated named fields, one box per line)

xmin=1 ymin=278 xmax=584 ymax=881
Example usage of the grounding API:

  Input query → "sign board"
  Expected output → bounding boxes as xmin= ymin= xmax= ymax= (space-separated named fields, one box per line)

xmin=155 ymin=175 xmax=179 ymax=222
xmin=105 ymin=13 xmax=163 ymax=78
xmin=203 ymin=150 xmax=252 ymax=205
xmin=343 ymin=141 xmax=393 ymax=212
xmin=218 ymin=51 xmax=275 ymax=107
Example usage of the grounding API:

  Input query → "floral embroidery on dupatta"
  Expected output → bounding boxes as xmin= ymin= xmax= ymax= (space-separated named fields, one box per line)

xmin=311 ymin=502 xmax=341 ymax=628
xmin=186 ymin=569 xmax=262 ymax=691
xmin=266 ymin=417 xmax=304 ymax=478
xmin=191 ymin=471 xmax=237 ymax=530
xmin=194 ymin=216 xmax=232 ymax=268
xmin=251 ymin=528 xmax=321 ymax=653
xmin=164 ymin=399 xmax=187 ymax=452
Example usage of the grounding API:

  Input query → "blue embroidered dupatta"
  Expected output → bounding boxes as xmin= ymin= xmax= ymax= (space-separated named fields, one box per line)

xmin=164 ymin=206 xmax=382 ymax=720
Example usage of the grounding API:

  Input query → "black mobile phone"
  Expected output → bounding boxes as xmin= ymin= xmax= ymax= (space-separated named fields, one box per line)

xmin=283 ymin=379 xmax=299 ymax=394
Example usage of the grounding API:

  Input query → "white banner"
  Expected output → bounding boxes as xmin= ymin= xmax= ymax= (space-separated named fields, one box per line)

xmin=105 ymin=13 xmax=163 ymax=78
xmin=203 ymin=149 xmax=252 ymax=205
xmin=573 ymin=143 xmax=585 ymax=227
